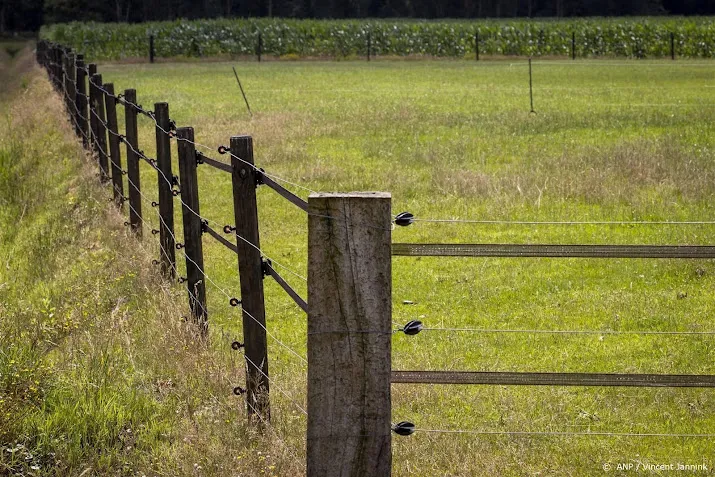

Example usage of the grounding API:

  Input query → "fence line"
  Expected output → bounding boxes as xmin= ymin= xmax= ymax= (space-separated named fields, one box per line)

xmin=37 ymin=40 xmax=715 ymax=476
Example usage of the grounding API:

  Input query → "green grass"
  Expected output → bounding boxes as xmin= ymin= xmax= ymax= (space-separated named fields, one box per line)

xmin=88 ymin=56 xmax=715 ymax=474
xmin=5 ymin=44 xmax=715 ymax=474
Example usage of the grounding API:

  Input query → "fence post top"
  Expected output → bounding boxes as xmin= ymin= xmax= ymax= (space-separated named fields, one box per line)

xmin=308 ymin=192 xmax=391 ymax=200
xmin=231 ymin=134 xmax=252 ymax=140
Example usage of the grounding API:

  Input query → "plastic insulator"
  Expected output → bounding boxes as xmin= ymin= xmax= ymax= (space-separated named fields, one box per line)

xmin=402 ymin=320 xmax=423 ymax=336
xmin=231 ymin=341 xmax=244 ymax=351
xmin=151 ymin=259 xmax=160 ymax=265
xmin=392 ymin=421 xmax=416 ymax=436
xmin=151 ymin=201 xmax=159 ymax=208
xmin=151 ymin=229 xmax=160 ymax=235
xmin=121 ymin=170 xmax=128 ymax=175
xmin=229 ymin=298 xmax=241 ymax=307
xmin=223 ymin=225 xmax=235 ymax=234
xmin=233 ymin=386 xmax=246 ymax=396
xmin=178 ymin=277 xmax=187 ymax=284
xmin=172 ymin=189 xmax=180 ymax=197
xmin=217 ymin=145 xmax=230 ymax=155
xmin=123 ymin=221 xmax=130 ymax=227
xmin=394 ymin=212 xmax=415 ymax=227
xmin=176 ymin=243 xmax=184 ymax=250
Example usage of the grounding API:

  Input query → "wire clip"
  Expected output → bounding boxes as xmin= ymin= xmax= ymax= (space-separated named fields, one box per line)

xmin=231 ymin=341 xmax=245 ymax=350
xmin=401 ymin=320 xmax=423 ymax=336
xmin=217 ymin=145 xmax=230 ymax=155
xmin=261 ymin=258 xmax=272 ymax=278
xmin=151 ymin=229 xmax=160 ymax=235
xmin=172 ymin=189 xmax=180 ymax=197
xmin=151 ymin=259 xmax=160 ymax=265
xmin=178 ymin=277 xmax=187 ymax=284
xmin=151 ymin=201 xmax=159 ymax=208
xmin=223 ymin=225 xmax=236 ymax=234
xmin=395 ymin=212 xmax=414 ymax=227
xmin=229 ymin=298 xmax=242 ymax=307
xmin=233 ymin=386 xmax=246 ymax=396
xmin=176 ymin=243 xmax=184 ymax=250
xmin=392 ymin=421 xmax=415 ymax=436
xmin=195 ymin=151 xmax=204 ymax=165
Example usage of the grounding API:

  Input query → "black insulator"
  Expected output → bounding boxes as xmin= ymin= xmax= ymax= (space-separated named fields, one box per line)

xmin=172 ymin=189 xmax=180 ymax=197
xmin=121 ymin=170 xmax=127 ymax=175
xmin=229 ymin=298 xmax=241 ymax=307
xmin=217 ymin=145 xmax=230 ymax=155
xmin=169 ymin=119 xmax=177 ymax=130
xmin=151 ymin=229 xmax=160 ymax=235
xmin=201 ymin=220 xmax=209 ymax=233
xmin=402 ymin=320 xmax=423 ymax=336
xmin=176 ymin=243 xmax=184 ymax=250
xmin=151 ymin=259 xmax=160 ymax=265
xmin=392 ymin=421 xmax=416 ymax=436
xmin=223 ymin=225 xmax=235 ymax=234
xmin=195 ymin=151 xmax=204 ymax=164
xmin=123 ymin=221 xmax=130 ymax=226
xmin=231 ymin=341 xmax=244 ymax=350
xmin=178 ymin=277 xmax=187 ymax=284
xmin=151 ymin=201 xmax=159 ymax=208
xmin=395 ymin=212 xmax=415 ymax=227
xmin=233 ymin=386 xmax=246 ymax=396
xmin=171 ymin=175 xmax=179 ymax=186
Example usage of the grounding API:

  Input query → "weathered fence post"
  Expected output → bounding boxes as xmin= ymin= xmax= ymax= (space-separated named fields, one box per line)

xmin=257 ymin=32 xmax=262 ymax=62
xmin=307 ymin=192 xmax=392 ymax=477
xmin=671 ymin=32 xmax=675 ymax=60
xmin=475 ymin=30 xmax=480 ymax=61
xmin=75 ymin=54 xmax=88 ymax=146
xmin=571 ymin=31 xmax=576 ymax=60
xmin=67 ymin=52 xmax=77 ymax=129
xmin=176 ymin=127 xmax=208 ymax=335
xmin=53 ymin=45 xmax=61 ymax=89
xmin=230 ymin=135 xmax=270 ymax=421
xmin=62 ymin=49 xmax=70 ymax=110
xmin=367 ymin=31 xmax=371 ymax=62
xmin=149 ymin=35 xmax=155 ymax=63
xmin=124 ymin=89 xmax=142 ymax=236
xmin=104 ymin=83 xmax=124 ymax=208
xmin=155 ymin=102 xmax=176 ymax=279
xmin=90 ymin=73 xmax=110 ymax=182
xmin=87 ymin=64 xmax=98 ymax=150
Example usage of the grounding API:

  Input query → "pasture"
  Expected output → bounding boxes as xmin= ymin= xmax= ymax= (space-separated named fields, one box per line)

xmin=95 ymin=57 xmax=715 ymax=474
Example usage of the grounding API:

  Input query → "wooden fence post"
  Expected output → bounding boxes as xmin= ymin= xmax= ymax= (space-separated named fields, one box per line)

xmin=155 ymin=102 xmax=176 ymax=279
xmin=572 ymin=31 xmax=576 ymax=60
xmin=67 ymin=52 xmax=77 ymax=129
xmin=75 ymin=54 xmax=88 ymax=147
xmin=53 ymin=45 xmax=61 ymax=89
xmin=671 ymin=32 xmax=675 ymax=60
xmin=149 ymin=35 xmax=155 ymax=63
xmin=87 ymin=64 xmax=97 ymax=150
xmin=177 ymin=127 xmax=208 ymax=335
xmin=124 ymin=89 xmax=142 ymax=236
xmin=62 ymin=49 xmax=70 ymax=110
xmin=104 ymin=83 xmax=124 ymax=208
xmin=367 ymin=31 xmax=371 ymax=62
xmin=476 ymin=30 xmax=480 ymax=61
xmin=230 ymin=135 xmax=270 ymax=421
xmin=306 ymin=192 xmax=392 ymax=477
xmin=257 ymin=32 xmax=262 ymax=62
xmin=90 ymin=73 xmax=110 ymax=182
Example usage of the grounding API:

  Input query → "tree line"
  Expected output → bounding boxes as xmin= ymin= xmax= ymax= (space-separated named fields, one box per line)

xmin=2 ymin=0 xmax=714 ymax=34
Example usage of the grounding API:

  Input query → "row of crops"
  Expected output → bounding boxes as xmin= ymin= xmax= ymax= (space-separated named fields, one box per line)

xmin=41 ymin=17 xmax=715 ymax=60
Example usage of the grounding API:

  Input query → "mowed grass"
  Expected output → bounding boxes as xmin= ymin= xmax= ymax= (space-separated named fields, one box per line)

xmin=93 ymin=58 xmax=715 ymax=475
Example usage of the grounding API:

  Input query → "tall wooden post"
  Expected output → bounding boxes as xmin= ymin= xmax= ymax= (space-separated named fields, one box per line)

xmin=149 ymin=35 xmax=155 ymax=63
xmin=367 ymin=31 xmax=371 ymax=61
xmin=177 ymin=127 xmax=208 ymax=335
xmin=571 ymin=31 xmax=576 ymax=60
xmin=155 ymin=102 xmax=176 ymax=279
xmin=62 ymin=49 xmax=70 ymax=110
xmin=104 ymin=83 xmax=124 ymax=208
xmin=476 ymin=30 xmax=480 ymax=61
xmin=671 ymin=32 xmax=675 ymax=60
xmin=87 ymin=64 xmax=97 ymax=150
xmin=75 ymin=55 xmax=88 ymax=147
xmin=67 ymin=52 xmax=77 ymax=131
xmin=230 ymin=135 xmax=269 ymax=421
xmin=307 ymin=192 xmax=392 ymax=477
xmin=257 ymin=32 xmax=262 ymax=62
xmin=124 ymin=89 xmax=142 ymax=236
xmin=91 ymin=73 xmax=110 ymax=182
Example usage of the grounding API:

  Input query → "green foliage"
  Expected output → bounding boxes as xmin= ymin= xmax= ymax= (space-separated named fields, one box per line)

xmin=41 ymin=17 xmax=715 ymax=60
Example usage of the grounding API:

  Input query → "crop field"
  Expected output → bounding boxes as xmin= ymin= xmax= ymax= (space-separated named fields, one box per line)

xmin=43 ymin=16 xmax=715 ymax=61
xmin=75 ymin=57 xmax=715 ymax=474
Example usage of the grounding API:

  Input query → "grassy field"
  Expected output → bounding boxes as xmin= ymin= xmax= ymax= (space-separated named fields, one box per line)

xmin=4 ymin=44 xmax=715 ymax=475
